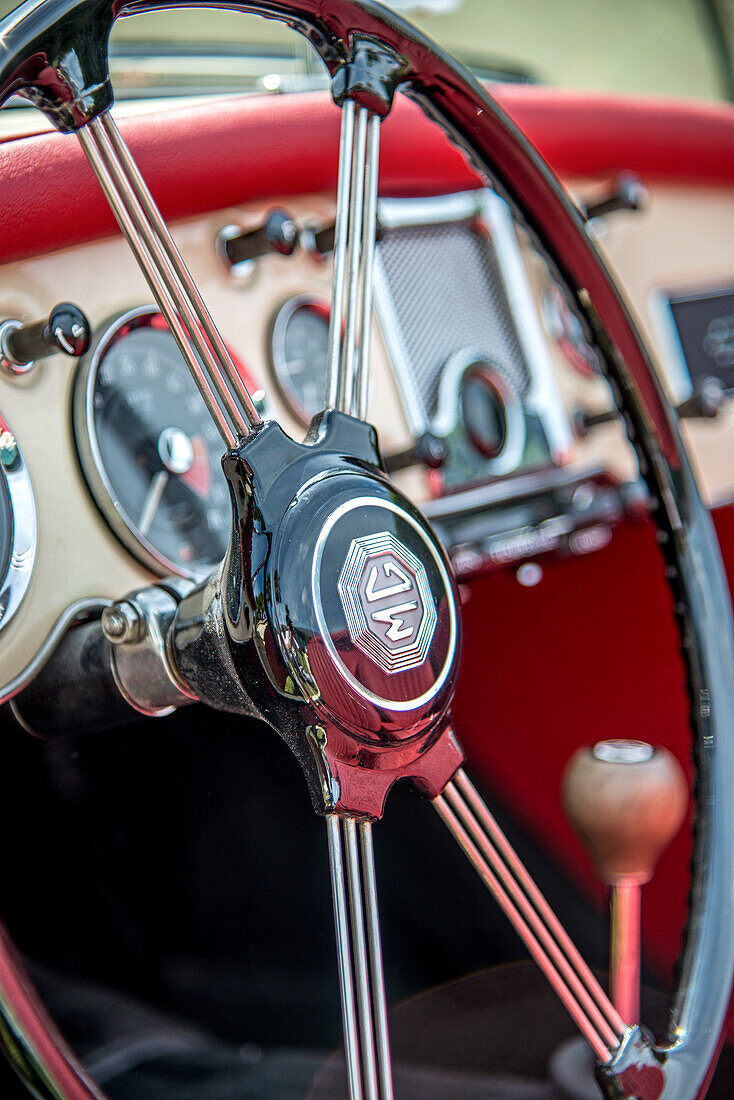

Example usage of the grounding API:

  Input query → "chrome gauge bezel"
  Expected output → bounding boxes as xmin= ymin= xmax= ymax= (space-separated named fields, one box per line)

xmin=73 ymin=304 xmax=215 ymax=580
xmin=433 ymin=348 xmax=526 ymax=477
xmin=0 ymin=421 xmax=37 ymax=633
xmin=268 ymin=293 xmax=331 ymax=426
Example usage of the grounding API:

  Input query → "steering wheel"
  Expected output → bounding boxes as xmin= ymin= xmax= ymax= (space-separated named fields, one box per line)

xmin=1 ymin=2 xmax=734 ymax=1097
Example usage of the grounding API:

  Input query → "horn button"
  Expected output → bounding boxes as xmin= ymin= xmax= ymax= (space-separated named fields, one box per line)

xmin=211 ymin=412 xmax=464 ymax=818
xmin=309 ymin=497 xmax=455 ymax=720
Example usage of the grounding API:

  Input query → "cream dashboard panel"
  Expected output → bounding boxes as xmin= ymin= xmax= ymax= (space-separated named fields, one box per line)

xmin=585 ymin=182 xmax=734 ymax=505
xmin=2 ymin=177 xmax=733 ymax=692
xmin=0 ymin=195 xmax=415 ymax=691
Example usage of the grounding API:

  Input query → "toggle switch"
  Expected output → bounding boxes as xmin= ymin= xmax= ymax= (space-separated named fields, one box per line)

xmin=0 ymin=302 xmax=91 ymax=375
xmin=383 ymin=432 xmax=448 ymax=475
xmin=217 ymin=209 xmax=298 ymax=277
xmin=583 ymin=173 xmax=648 ymax=222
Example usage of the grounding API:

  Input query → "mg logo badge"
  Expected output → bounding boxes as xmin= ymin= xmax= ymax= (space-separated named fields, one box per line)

xmin=337 ymin=531 xmax=437 ymax=674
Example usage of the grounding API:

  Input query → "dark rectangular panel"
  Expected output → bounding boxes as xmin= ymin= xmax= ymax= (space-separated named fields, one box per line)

xmin=668 ymin=288 xmax=734 ymax=392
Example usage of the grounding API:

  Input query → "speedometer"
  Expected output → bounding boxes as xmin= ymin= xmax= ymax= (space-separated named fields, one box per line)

xmin=74 ymin=306 xmax=253 ymax=579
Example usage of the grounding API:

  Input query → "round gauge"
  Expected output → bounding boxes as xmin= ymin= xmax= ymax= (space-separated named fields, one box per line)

xmin=0 ymin=419 xmax=36 ymax=632
xmin=434 ymin=349 xmax=527 ymax=484
xmin=74 ymin=306 xmax=235 ymax=579
xmin=542 ymin=284 xmax=601 ymax=377
xmin=269 ymin=295 xmax=330 ymax=425
xmin=457 ymin=360 xmax=525 ymax=475
xmin=461 ymin=365 xmax=508 ymax=459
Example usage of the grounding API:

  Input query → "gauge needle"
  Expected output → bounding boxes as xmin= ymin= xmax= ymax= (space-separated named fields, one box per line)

xmin=180 ymin=435 xmax=211 ymax=498
xmin=139 ymin=470 xmax=169 ymax=536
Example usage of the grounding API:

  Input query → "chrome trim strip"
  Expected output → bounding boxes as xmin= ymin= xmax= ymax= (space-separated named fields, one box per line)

xmin=377 ymin=190 xmax=480 ymax=230
xmin=372 ymin=250 xmax=428 ymax=435
xmin=0 ymin=420 xmax=37 ymax=636
xmin=478 ymin=189 xmax=573 ymax=461
xmin=423 ymin=461 xmax=607 ymax=520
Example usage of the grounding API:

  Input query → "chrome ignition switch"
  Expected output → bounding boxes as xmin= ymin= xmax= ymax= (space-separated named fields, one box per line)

xmin=103 ymin=582 xmax=197 ymax=717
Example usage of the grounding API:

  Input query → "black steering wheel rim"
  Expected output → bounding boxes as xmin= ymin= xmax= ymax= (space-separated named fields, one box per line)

xmin=0 ymin=1 xmax=733 ymax=1097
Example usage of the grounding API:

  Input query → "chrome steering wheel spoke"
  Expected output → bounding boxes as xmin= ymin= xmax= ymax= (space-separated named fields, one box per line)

xmin=80 ymin=92 xmax=394 ymax=1099
xmin=77 ymin=113 xmax=262 ymax=447
xmin=327 ymin=816 xmax=393 ymax=1100
xmin=326 ymin=100 xmax=381 ymax=420
xmin=434 ymin=767 xmax=627 ymax=1064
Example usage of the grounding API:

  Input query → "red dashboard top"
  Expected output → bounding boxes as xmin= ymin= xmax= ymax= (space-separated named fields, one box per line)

xmin=1 ymin=86 xmax=734 ymax=264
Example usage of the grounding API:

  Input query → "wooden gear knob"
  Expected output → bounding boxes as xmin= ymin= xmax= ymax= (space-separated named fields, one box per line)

xmin=561 ymin=740 xmax=688 ymax=885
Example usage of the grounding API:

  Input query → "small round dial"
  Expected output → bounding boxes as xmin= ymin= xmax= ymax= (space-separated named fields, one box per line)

xmin=269 ymin=295 xmax=330 ymax=425
xmin=74 ymin=307 xmax=239 ymax=578
xmin=461 ymin=365 xmax=508 ymax=459
xmin=542 ymin=284 xmax=601 ymax=377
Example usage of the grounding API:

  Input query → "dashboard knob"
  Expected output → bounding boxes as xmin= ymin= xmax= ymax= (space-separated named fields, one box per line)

xmin=583 ymin=172 xmax=648 ymax=222
xmin=562 ymin=740 xmax=688 ymax=885
xmin=572 ymin=407 xmax=617 ymax=438
xmin=575 ymin=377 xmax=726 ymax=438
xmin=383 ymin=431 xmax=448 ymax=474
xmin=0 ymin=302 xmax=90 ymax=373
xmin=301 ymin=221 xmax=336 ymax=259
xmin=676 ymin=375 xmax=725 ymax=420
xmin=218 ymin=209 xmax=298 ymax=274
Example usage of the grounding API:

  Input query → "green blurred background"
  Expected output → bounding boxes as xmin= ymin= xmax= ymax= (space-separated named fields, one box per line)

xmin=3 ymin=0 xmax=734 ymax=102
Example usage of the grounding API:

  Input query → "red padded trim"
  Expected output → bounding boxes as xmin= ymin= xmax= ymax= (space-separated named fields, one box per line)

xmin=494 ymin=85 xmax=734 ymax=186
xmin=0 ymin=93 xmax=475 ymax=264
xmin=2 ymin=86 xmax=734 ymax=264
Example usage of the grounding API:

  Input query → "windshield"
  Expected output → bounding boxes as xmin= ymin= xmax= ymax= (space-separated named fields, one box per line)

xmin=2 ymin=0 xmax=734 ymax=103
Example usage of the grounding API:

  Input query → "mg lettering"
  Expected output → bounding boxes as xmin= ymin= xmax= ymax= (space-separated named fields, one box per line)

xmin=337 ymin=531 xmax=437 ymax=674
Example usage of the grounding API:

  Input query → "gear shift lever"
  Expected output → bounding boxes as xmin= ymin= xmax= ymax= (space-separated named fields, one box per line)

xmin=561 ymin=739 xmax=688 ymax=1023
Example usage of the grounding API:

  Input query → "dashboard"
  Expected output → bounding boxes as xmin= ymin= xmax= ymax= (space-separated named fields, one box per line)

xmin=0 ymin=87 xmax=732 ymax=704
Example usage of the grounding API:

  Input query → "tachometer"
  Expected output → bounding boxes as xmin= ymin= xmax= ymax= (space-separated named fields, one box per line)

xmin=74 ymin=306 xmax=252 ymax=579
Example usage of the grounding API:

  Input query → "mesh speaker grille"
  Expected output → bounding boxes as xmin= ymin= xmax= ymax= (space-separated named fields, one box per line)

xmin=377 ymin=219 xmax=531 ymax=420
